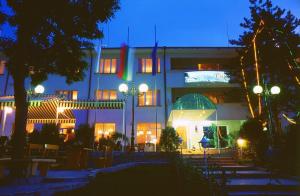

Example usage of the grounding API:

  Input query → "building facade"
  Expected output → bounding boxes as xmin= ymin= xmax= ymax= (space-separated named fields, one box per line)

xmin=0 ymin=47 xmax=249 ymax=150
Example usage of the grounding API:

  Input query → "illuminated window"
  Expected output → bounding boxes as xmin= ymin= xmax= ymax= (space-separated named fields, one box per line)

xmin=197 ymin=64 xmax=221 ymax=71
xmin=137 ymin=123 xmax=161 ymax=144
xmin=98 ymin=58 xmax=118 ymax=74
xmin=94 ymin=123 xmax=115 ymax=141
xmin=95 ymin=90 xmax=117 ymax=100
xmin=56 ymin=90 xmax=78 ymax=100
xmin=0 ymin=61 xmax=5 ymax=75
xmin=138 ymin=58 xmax=160 ymax=73
xmin=138 ymin=90 xmax=160 ymax=106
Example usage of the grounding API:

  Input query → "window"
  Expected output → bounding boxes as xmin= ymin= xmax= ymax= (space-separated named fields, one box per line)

xmin=56 ymin=90 xmax=78 ymax=100
xmin=95 ymin=90 xmax=117 ymax=100
xmin=98 ymin=58 xmax=118 ymax=74
xmin=138 ymin=58 xmax=160 ymax=73
xmin=94 ymin=123 xmax=115 ymax=141
xmin=0 ymin=61 xmax=5 ymax=75
xmin=138 ymin=90 xmax=160 ymax=106
xmin=171 ymin=58 xmax=224 ymax=71
xmin=137 ymin=123 xmax=161 ymax=144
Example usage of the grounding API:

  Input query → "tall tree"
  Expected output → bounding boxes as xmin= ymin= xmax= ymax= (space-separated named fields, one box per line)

xmin=229 ymin=0 xmax=300 ymax=132
xmin=0 ymin=0 xmax=119 ymax=161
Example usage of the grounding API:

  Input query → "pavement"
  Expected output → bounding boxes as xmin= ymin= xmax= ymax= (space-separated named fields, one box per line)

xmin=184 ymin=155 xmax=300 ymax=196
xmin=0 ymin=161 xmax=168 ymax=196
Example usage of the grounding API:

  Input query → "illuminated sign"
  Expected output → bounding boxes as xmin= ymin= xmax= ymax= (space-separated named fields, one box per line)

xmin=184 ymin=71 xmax=230 ymax=83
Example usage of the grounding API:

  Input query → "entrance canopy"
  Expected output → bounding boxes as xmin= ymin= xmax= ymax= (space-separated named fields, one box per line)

xmin=169 ymin=93 xmax=216 ymax=126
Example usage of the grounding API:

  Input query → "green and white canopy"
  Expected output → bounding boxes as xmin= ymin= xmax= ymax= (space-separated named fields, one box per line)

xmin=169 ymin=93 xmax=216 ymax=124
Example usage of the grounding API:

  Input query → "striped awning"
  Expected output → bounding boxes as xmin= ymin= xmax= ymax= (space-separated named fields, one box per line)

xmin=58 ymin=100 xmax=124 ymax=109
xmin=27 ymin=99 xmax=75 ymax=124
xmin=0 ymin=100 xmax=42 ymax=109
xmin=0 ymin=97 xmax=124 ymax=124
xmin=0 ymin=99 xmax=124 ymax=110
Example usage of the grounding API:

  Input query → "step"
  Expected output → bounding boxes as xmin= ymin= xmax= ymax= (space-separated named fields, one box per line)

xmin=228 ymin=191 xmax=300 ymax=196
xmin=225 ymin=184 xmax=299 ymax=192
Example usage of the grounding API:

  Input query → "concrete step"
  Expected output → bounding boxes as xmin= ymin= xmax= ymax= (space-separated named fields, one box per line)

xmin=225 ymin=184 xmax=299 ymax=192
xmin=228 ymin=191 xmax=300 ymax=196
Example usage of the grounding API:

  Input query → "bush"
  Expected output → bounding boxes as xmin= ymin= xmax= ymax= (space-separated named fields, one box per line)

xmin=159 ymin=127 xmax=180 ymax=152
xmin=239 ymin=118 xmax=268 ymax=162
xmin=40 ymin=124 xmax=60 ymax=145
xmin=75 ymin=124 xmax=94 ymax=148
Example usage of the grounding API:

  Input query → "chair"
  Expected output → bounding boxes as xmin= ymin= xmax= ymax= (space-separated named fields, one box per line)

xmin=43 ymin=144 xmax=59 ymax=158
xmin=27 ymin=143 xmax=44 ymax=157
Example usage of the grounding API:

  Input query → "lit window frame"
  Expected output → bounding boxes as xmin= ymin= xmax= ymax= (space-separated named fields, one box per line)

xmin=56 ymin=90 xmax=78 ymax=100
xmin=138 ymin=58 xmax=161 ymax=74
xmin=138 ymin=90 xmax=160 ymax=107
xmin=97 ymin=58 xmax=118 ymax=74
xmin=95 ymin=89 xmax=118 ymax=100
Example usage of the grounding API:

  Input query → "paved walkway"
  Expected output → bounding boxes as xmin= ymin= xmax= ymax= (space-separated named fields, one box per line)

xmin=0 ymin=161 xmax=168 ymax=196
xmin=184 ymin=155 xmax=300 ymax=196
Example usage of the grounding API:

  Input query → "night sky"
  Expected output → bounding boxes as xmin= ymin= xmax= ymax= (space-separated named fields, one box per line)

xmin=1 ymin=0 xmax=299 ymax=47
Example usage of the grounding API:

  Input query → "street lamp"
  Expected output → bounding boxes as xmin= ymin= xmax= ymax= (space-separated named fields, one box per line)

xmin=34 ymin=84 xmax=45 ymax=94
xmin=119 ymin=82 xmax=149 ymax=151
xmin=237 ymin=138 xmax=247 ymax=160
xmin=178 ymin=137 xmax=183 ymax=155
xmin=253 ymin=84 xmax=280 ymax=146
xmin=199 ymin=135 xmax=209 ymax=178
xmin=1 ymin=106 xmax=13 ymax=135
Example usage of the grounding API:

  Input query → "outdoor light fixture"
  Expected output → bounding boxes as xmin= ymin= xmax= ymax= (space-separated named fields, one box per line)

xmin=119 ymin=82 xmax=149 ymax=151
xmin=237 ymin=138 xmax=246 ymax=148
xmin=118 ymin=83 xmax=129 ymax=93
xmin=4 ymin=106 xmax=13 ymax=114
xmin=57 ymin=107 xmax=65 ymax=113
xmin=138 ymin=83 xmax=148 ymax=93
xmin=270 ymin=86 xmax=280 ymax=95
xmin=34 ymin=84 xmax=45 ymax=94
xmin=253 ymin=85 xmax=263 ymax=94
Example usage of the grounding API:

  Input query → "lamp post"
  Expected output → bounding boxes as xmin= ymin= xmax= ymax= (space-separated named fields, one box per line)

xmin=1 ymin=106 xmax=13 ymax=135
xmin=178 ymin=137 xmax=183 ymax=155
xmin=119 ymin=82 xmax=148 ymax=151
xmin=253 ymin=84 xmax=280 ymax=144
xmin=199 ymin=135 xmax=209 ymax=178
xmin=237 ymin=138 xmax=246 ymax=160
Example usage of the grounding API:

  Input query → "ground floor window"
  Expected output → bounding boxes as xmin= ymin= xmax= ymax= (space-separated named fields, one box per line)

xmin=94 ymin=123 xmax=116 ymax=141
xmin=136 ymin=123 xmax=161 ymax=144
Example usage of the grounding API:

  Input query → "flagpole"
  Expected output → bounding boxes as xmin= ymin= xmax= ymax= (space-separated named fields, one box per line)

xmin=154 ymin=25 xmax=158 ymax=148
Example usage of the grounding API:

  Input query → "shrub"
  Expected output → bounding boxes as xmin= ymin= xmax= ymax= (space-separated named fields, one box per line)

xmin=40 ymin=124 xmax=60 ymax=145
xmin=159 ymin=127 xmax=180 ymax=152
xmin=75 ymin=124 xmax=94 ymax=148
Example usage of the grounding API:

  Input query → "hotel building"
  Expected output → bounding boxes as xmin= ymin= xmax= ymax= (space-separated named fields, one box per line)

xmin=0 ymin=47 xmax=249 ymax=150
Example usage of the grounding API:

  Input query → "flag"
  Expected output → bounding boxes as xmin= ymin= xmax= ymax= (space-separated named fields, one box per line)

xmin=152 ymin=42 xmax=158 ymax=76
xmin=118 ymin=44 xmax=133 ymax=81
xmin=95 ymin=40 xmax=102 ymax=73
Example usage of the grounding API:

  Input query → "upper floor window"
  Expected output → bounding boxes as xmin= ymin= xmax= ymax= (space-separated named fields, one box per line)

xmin=98 ymin=58 xmax=118 ymax=74
xmin=138 ymin=58 xmax=160 ymax=74
xmin=0 ymin=61 xmax=5 ymax=75
xmin=95 ymin=90 xmax=117 ymax=100
xmin=56 ymin=90 xmax=78 ymax=100
xmin=138 ymin=90 xmax=160 ymax=106
xmin=171 ymin=58 xmax=224 ymax=71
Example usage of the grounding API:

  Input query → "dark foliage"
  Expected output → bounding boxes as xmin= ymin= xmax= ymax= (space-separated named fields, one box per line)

xmin=228 ymin=0 xmax=300 ymax=116
xmin=27 ymin=129 xmax=41 ymax=144
xmin=75 ymin=124 xmax=94 ymax=148
xmin=39 ymin=124 xmax=60 ymax=145
xmin=239 ymin=118 xmax=268 ymax=162
xmin=0 ymin=0 xmax=120 ymax=159
xmin=159 ymin=126 xmax=180 ymax=152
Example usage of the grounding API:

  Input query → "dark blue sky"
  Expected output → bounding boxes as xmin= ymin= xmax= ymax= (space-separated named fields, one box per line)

xmin=1 ymin=0 xmax=299 ymax=47
xmin=100 ymin=0 xmax=300 ymax=47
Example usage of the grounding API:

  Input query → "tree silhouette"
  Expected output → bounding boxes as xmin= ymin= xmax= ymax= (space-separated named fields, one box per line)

xmin=0 ymin=0 xmax=119 ymax=162
xmin=228 ymin=0 xmax=300 ymax=132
